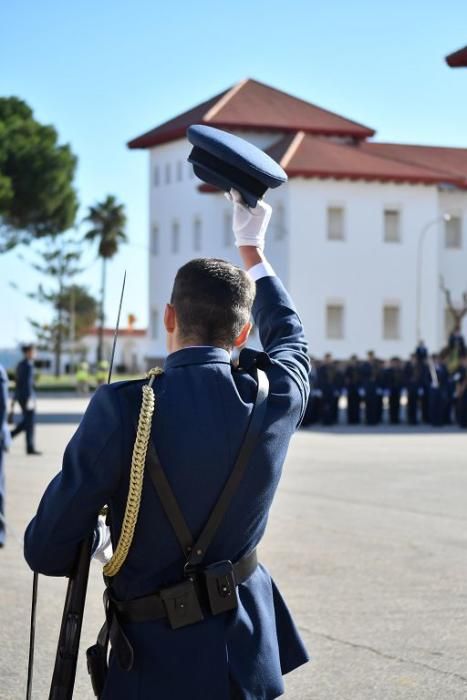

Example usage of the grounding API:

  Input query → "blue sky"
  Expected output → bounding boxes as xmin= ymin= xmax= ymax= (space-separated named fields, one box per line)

xmin=1 ymin=0 xmax=466 ymax=348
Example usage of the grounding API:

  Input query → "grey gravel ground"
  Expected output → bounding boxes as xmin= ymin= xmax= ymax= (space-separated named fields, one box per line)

xmin=0 ymin=395 xmax=466 ymax=699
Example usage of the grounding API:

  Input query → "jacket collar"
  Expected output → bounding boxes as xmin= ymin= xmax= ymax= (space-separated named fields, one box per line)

xmin=164 ymin=346 xmax=232 ymax=370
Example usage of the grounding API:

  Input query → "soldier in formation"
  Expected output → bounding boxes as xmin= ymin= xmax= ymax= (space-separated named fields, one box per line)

xmin=301 ymin=342 xmax=467 ymax=428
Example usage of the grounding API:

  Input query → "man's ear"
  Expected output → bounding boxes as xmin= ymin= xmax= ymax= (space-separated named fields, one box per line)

xmin=233 ymin=321 xmax=252 ymax=349
xmin=164 ymin=304 xmax=176 ymax=333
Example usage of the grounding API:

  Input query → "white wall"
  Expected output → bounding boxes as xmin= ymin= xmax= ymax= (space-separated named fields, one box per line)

xmin=288 ymin=179 xmax=440 ymax=358
xmin=438 ymin=188 xmax=467 ymax=346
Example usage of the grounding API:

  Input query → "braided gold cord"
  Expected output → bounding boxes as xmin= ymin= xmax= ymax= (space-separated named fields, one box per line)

xmin=103 ymin=367 xmax=163 ymax=577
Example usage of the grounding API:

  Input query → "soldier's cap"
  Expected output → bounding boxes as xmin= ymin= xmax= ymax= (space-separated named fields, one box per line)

xmin=187 ymin=125 xmax=287 ymax=207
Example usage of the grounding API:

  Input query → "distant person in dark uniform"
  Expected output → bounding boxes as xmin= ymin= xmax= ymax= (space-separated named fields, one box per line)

xmin=301 ymin=361 xmax=319 ymax=426
xmin=420 ymin=359 xmax=432 ymax=424
xmin=448 ymin=329 xmax=466 ymax=358
xmin=11 ymin=344 xmax=41 ymax=455
xmin=404 ymin=354 xmax=423 ymax=425
xmin=317 ymin=353 xmax=340 ymax=425
xmin=24 ymin=191 xmax=311 ymax=700
xmin=345 ymin=355 xmax=361 ymax=425
xmin=0 ymin=363 xmax=11 ymax=547
xmin=415 ymin=340 xmax=428 ymax=365
xmin=362 ymin=351 xmax=383 ymax=425
xmin=454 ymin=357 xmax=467 ymax=428
xmin=428 ymin=354 xmax=450 ymax=427
xmin=384 ymin=357 xmax=403 ymax=425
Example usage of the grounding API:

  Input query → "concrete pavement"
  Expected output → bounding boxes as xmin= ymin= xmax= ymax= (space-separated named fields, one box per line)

xmin=0 ymin=394 xmax=466 ymax=699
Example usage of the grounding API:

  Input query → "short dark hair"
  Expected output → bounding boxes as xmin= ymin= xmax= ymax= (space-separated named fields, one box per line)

xmin=170 ymin=258 xmax=255 ymax=348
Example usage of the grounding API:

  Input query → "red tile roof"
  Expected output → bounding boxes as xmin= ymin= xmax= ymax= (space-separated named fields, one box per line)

xmin=129 ymin=77 xmax=467 ymax=189
xmin=280 ymin=134 xmax=467 ymax=187
xmin=127 ymin=79 xmax=375 ymax=149
xmin=446 ymin=46 xmax=467 ymax=67
xmin=359 ymin=142 xmax=467 ymax=183
xmin=198 ymin=133 xmax=467 ymax=192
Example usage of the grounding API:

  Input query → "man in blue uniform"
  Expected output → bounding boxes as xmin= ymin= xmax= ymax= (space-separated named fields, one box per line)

xmin=24 ymin=193 xmax=310 ymax=700
xmin=345 ymin=355 xmax=361 ymax=425
xmin=362 ymin=351 xmax=383 ymax=425
xmin=454 ymin=356 xmax=467 ymax=428
xmin=11 ymin=344 xmax=40 ymax=455
xmin=0 ymin=363 xmax=11 ymax=547
xmin=384 ymin=357 xmax=403 ymax=425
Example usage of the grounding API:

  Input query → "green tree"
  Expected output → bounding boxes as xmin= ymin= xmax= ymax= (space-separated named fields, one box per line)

xmin=30 ymin=284 xmax=98 ymax=373
xmin=83 ymin=195 xmax=127 ymax=362
xmin=59 ymin=284 xmax=99 ymax=340
xmin=0 ymin=97 xmax=78 ymax=251
xmin=25 ymin=234 xmax=82 ymax=375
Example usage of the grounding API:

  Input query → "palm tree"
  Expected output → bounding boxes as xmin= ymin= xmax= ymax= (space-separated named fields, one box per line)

xmin=83 ymin=195 xmax=127 ymax=362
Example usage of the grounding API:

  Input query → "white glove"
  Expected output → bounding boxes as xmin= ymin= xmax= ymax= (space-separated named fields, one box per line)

xmin=225 ymin=189 xmax=272 ymax=250
xmin=92 ymin=515 xmax=113 ymax=565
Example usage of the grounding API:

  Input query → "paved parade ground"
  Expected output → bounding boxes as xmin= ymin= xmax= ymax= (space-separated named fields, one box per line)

xmin=1 ymin=395 xmax=466 ymax=699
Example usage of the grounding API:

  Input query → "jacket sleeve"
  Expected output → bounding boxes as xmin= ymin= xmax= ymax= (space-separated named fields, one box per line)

xmin=252 ymin=275 xmax=310 ymax=424
xmin=24 ymin=385 xmax=124 ymax=576
xmin=27 ymin=362 xmax=34 ymax=399
xmin=0 ymin=368 xmax=6 ymax=428
xmin=14 ymin=363 xmax=21 ymax=401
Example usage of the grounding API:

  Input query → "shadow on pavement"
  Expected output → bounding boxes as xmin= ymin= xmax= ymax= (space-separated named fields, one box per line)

xmin=36 ymin=414 xmax=84 ymax=424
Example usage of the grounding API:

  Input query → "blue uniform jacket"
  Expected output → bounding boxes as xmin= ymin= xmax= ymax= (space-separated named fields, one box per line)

xmin=24 ymin=276 xmax=310 ymax=700
xmin=14 ymin=358 xmax=34 ymax=406
xmin=0 ymin=365 xmax=11 ymax=450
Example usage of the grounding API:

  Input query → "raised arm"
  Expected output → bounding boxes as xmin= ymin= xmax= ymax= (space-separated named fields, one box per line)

xmin=229 ymin=191 xmax=310 ymax=422
xmin=0 ymin=367 xmax=7 ymax=429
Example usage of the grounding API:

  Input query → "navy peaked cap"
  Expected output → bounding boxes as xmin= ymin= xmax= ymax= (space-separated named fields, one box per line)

xmin=187 ymin=125 xmax=287 ymax=207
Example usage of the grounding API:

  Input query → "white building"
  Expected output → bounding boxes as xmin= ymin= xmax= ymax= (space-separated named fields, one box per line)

xmin=128 ymin=79 xmax=467 ymax=361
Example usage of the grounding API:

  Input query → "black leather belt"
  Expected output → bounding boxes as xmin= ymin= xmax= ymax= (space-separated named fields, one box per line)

xmin=110 ymin=549 xmax=258 ymax=625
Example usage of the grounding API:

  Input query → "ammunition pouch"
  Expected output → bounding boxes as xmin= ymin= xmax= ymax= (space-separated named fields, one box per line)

xmin=109 ymin=549 xmax=256 ymax=634
xmin=86 ymin=621 xmax=109 ymax=698
xmin=204 ymin=560 xmax=238 ymax=616
xmin=160 ymin=578 xmax=205 ymax=629
xmin=86 ymin=641 xmax=107 ymax=698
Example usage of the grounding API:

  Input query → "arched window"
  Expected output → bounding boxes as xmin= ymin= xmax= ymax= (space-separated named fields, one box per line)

xmin=193 ymin=218 xmax=202 ymax=251
xmin=171 ymin=220 xmax=180 ymax=253
xmin=151 ymin=224 xmax=159 ymax=255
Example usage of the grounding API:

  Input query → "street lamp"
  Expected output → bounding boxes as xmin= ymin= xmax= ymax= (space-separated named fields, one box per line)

xmin=415 ymin=213 xmax=451 ymax=344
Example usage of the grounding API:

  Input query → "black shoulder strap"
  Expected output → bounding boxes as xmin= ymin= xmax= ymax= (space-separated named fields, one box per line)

xmin=145 ymin=367 xmax=269 ymax=566
xmin=186 ymin=367 xmax=268 ymax=567
xmin=145 ymin=444 xmax=193 ymax=557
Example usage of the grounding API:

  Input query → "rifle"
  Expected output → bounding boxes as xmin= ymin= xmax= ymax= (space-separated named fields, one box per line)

xmin=26 ymin=272 xmax=126 ymax=700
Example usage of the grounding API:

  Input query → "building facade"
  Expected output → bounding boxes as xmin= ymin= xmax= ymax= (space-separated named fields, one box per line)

xmin=128 ymin=79 xmax=467 ymax=361
xmin=36 ymin=327 xmax=148 ymax=375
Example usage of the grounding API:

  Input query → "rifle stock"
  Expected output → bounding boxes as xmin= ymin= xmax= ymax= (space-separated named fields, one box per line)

xmin=48 ymin=535 xmax=93 ymax=700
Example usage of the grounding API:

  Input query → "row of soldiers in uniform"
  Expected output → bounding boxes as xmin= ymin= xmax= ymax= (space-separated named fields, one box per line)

xmin=302 ymin=341 xmax=467 ymax=429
